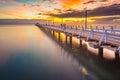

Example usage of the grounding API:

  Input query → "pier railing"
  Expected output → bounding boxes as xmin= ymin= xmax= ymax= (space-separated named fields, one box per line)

xmin=36 ymin=23 xmax=120 ymax=54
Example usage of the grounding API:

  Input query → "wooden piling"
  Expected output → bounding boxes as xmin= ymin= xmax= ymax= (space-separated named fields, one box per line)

xmin=70 ymin=36 xmax=72 ymax=46
xmin=80 ymin=39 xmax=82 ymax=47
xmin=65 ymin=35 xmax=68 ymax=43
xmin=98 ymin=46 xmax=103 ymax=59
xmin=58 ymin=32 xmax=61 ymax=41
xmin=115 ymin=50 xmax=119 ymax=61
xmin=53 ymin=30 xmax=55 ymax=36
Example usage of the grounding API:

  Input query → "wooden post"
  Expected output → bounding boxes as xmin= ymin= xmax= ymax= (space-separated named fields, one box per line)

xmin=49 ymin=29 xmax=51 ymax=32
xmin=48 ymin=29 xmax=50 ymax=33
xmin=53 ymin=30 xmax=55 ymax=36
xmin=50 ymin=30 xmax=52 ymax=34
xmin=70 ymin=36 xmax=72 ymax=46
xmin=80 ymin=39 xmax=82 ymax=47
xmin=98 ymin=46 xmax=103 ymax=59
xmin=115 ymin=50 xmax=119 ymax=61
xmin=65 ymin=35 xmax=68 ymax=43
xmin=58 ymin=32 xmax=61 ymax=41
xmin=115 ymin=46 xmax=120 ymax=60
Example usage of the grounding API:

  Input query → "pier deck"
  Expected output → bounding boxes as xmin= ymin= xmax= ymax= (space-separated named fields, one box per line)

xmin=36 ymin=23 xmax=120 ymax=56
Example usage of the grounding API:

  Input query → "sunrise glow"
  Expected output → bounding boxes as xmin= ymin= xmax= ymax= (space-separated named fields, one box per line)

xmin=0 ymin=0 xmax=119 ymax=25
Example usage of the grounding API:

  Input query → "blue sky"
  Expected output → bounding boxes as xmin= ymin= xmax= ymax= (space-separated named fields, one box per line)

xmin=15 ymin=0 xmax=41 ymax=4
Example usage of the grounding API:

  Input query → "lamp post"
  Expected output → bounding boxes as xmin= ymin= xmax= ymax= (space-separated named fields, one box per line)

xmin=52 ymin=13 xmax=54 ymax=25
xmin=85 ymin=7 xmax=87 ymax=29
xmin=61 ymin=14 xmax=63 ymax=25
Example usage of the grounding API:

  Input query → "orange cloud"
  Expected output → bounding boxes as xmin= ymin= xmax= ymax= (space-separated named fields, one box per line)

xmin=58 ymin=0 xmax=82 ymax=10
xmin=0 ymin=4 xmax=41 ymax=19
xmin=0 ymin=9 xmax=25 ymax=18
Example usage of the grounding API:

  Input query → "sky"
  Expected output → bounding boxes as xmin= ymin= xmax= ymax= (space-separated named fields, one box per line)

xmin=0 ymin=0 xmax=120 ymax=25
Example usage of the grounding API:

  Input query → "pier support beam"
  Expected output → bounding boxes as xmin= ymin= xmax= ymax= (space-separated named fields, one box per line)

xmin=48 ymin=29 xmax=51 ymax=33
xmin=50 ymin=30 xmax=52 ymax=34
xmin=58 ymin=32 xmax=61 ymax=41
xmin=69 ymin=36 xmax=72 ymax=46
xmin=65 ymin=35 xmax=68 ymax=43
xmin=115 ymin=51 xmax=119 ymax=61
xmin=47 ymin=29 xmax=49 ymax=32
xmin=53 ymin=30 xmax=55 ymax=36
xmin=80 ymin=39 xmax=82 ymax=47
xmin=115 ymin=46 xmax=120 ymax=61
xmin=98 ymin=46 xmax=103 ymax=59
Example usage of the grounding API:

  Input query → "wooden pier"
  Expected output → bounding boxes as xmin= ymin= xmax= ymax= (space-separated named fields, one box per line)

xmin=36 ymin=23 xmax=120 ymax=60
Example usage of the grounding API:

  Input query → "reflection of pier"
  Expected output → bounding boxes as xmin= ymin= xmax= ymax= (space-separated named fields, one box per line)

xmin=36 ymin=23 xmax=120 ymax=60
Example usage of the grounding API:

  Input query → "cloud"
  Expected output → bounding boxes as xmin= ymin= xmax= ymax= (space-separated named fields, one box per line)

xmin=0 ymin=0 xmax=119 ymax=20
xmin=88 ymin=4 xmax=120 ymax=17
xmin=48 ymin=4 xmax=120 ymax=18
xmin=83 ymin=0 xmax=108 ymax=4
xmin=56 ymin=0 xmax=82 ymax=9
xmin=93 ymin=16 xmax=120 ymax=21
xmin=99 ymin=0 xmax=108 ymax=2
xmin=0 ymin=0 xmax=23 ymax=7
xmin=91 ymin=16 xmax=120 ymax=24
xmin=53 ymin=8 xmax=62 ymax=13
xmin=83 ymin=0 xmax=95 ymax=4
xmin=0 ymin=9 xmax=25 ymax=18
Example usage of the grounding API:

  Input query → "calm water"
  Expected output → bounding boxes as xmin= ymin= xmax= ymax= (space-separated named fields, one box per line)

xmin=0 ymin=25 xmax=91 ymax=80
xmin=0 ymin=25 xmax=120 ymax=80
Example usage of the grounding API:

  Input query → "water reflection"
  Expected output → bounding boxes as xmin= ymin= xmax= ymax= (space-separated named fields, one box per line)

xmin=0 ymin=25 xmax=95 ymax=80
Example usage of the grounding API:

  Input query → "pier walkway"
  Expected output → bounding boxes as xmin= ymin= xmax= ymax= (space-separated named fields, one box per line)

xmin=36 ymin=23 xmax=120 ymax=59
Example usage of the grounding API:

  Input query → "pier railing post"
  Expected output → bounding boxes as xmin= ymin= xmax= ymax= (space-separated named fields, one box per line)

xmin=110 ymin=26 xmax=116 ymax=34
xmin=86 ymin=28 xmax=94 ymax=41
xmin=96 ymin=26 xmax=99 ymax=32
xmin=78 ymin=27 xmax=84 ymax=38
xmin=76 ymin=26 xmax=78 ymax=34
xmin=98 ymin=30 xmax=107 ymax=46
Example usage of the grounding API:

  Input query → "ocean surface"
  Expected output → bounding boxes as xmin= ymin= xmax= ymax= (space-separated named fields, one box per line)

xmin=0 ymin=24 xmax=120 ymax=80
